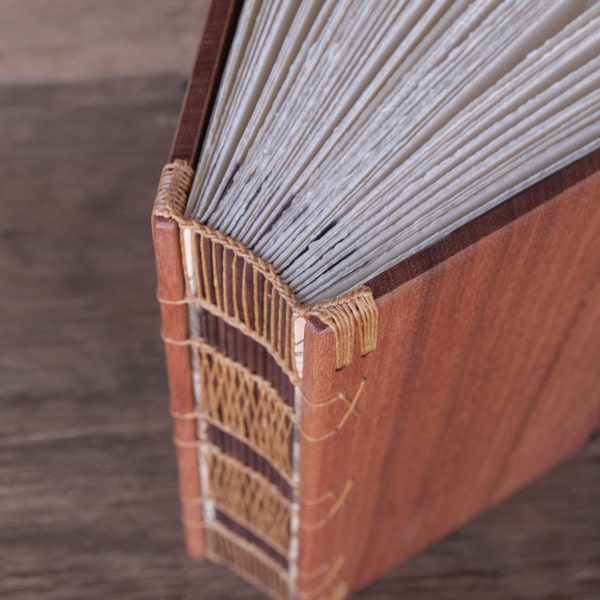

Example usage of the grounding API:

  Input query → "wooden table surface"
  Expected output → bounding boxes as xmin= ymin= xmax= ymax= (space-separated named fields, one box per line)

xmin=1 ymin=5 xmax=599 ymax=599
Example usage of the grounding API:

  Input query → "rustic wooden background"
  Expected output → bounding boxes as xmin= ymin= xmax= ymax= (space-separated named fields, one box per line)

xmin=1 ymin=2 xmax=598 ymax=598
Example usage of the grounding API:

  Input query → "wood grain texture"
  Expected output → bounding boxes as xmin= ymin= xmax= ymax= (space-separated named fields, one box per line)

xmin=0 ymin=0 xmax=209 ymax=84
xmin=299 ymin=158 xmax=600 ymax=598
xmin=153 ymin=216 xmax=204 ymax=558
xmin=170 ymin=0 xmax=243 ymax=163
xmin=0 ymin=66 xmax=598 ymax=600
xmin=0 ymin=75 xmax=262 ymax=599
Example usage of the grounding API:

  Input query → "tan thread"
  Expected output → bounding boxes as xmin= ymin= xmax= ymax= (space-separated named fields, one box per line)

xmin=169 ymin=373 xmax=366 ymax=448
xmin=154 ymin=161 xmax=378 ymax=599
xmin=194 ymin=342 xmax=296 ymax=476
xmin=193 ymin=227 xmax=297 ymax=376
xmin=154 ymin=161 xmax=380 ymax=373
xmin=306 ymin=287 xmax=379 ymax=369
xmin=301 ymin=389 xmax=359 ymax=411
xmin=182 ymin=494 xmax=288 ymax=558
xmin=180 ymin=448 xmax=292 ymax=556
xmin=168 ymin=370 xmax=367 ymax=448
xmin=172 ymin=421 xmax=295 ymax=488
xmin=162 ymin=335 xmax=296 ymax=475
xmin=180 ymin=496 xmax=204 ymax=506
xmin=159 ymin=286 xmax=376 ymax=385
xmin=172 ymin=436 xmax=200 ymax=449
xmin=214 ymin=502 xmax=289 ymax=560
xmin=182 ymin=519 xmax=205 ymax=530
xmin=172 ymin=418 xmax=294 ymax=487
xmin=301 ymin=491 xmax=339 ymax=507
xmin=170 ymin=410 xmax=197 ymax=421
xmin=161 ymin=294 xmax=301 ymax=387
xmin=156 ymin=183 xmax=300 ymax=379
xmin=203 ymin=445 xmax=292 ymax=555
xmin=301 ymin=483 xmax=352 ymax=509
xmin=297 ymin=555 xmax=345 ymax=599
xmin=297 ymin=563 xmax=330 ymax=581
xmin=206 ymin=521 xmax=290 ymax=600
xmin=153 ymin=159 xmax=194 ymax=217
xmin=299 ymin=480 xmax=354 ymax=532
xmin=156 ymin=295 xmax=188 ymax=305
xmin=300 ymin=379 xmax=366 ymax=443
xmin=328 ymin=582 xmax=349 ymax=600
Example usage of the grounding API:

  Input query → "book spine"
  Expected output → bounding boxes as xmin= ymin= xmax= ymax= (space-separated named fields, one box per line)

xmin=152 ymin=2 xmax=381 ymax=597
xmin=153 ymin=160 xmax=379 ymax=600
xmin=154 ymin=159 xmax=300 ymax=599
xmin=150 ymin=0 xmax=243 ymax=564
xmin=152 ymin=164 xmax=204 ymax=559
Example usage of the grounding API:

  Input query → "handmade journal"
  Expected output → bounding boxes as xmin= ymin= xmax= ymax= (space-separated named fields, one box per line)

xmin=152 ymin=1 xmax=600 ymax=599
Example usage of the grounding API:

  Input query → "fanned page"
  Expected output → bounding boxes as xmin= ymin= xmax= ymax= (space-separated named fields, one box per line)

xmin=186 ymin=0 xmax=600 ymax=304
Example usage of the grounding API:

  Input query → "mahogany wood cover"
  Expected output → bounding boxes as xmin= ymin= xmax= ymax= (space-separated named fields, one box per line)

xmin=298 ymin=152 xmax=600 ymax=597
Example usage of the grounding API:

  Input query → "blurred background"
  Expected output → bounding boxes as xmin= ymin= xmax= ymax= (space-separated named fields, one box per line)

xmin=1 ymin=2 xmax=598 ymax=599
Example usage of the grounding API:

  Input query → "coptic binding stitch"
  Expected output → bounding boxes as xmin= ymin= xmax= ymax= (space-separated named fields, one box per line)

xmin=153 ymin=159 xmax=379 ymax=600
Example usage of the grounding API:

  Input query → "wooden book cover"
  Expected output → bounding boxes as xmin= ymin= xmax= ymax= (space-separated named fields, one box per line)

xmin=152 ymin=2 xmax=600 ymax=598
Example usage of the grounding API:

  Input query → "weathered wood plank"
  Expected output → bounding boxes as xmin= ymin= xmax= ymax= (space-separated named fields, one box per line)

xmin=0 ymin=75 xmax=260 ymax=600
xmin=0 ymin=0 xmax=209 ymax=84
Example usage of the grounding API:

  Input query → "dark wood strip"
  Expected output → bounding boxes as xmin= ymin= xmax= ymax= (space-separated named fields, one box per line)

xmin=367 ymin=148 xmax=600 ymax=300
xmin=170 ymin=0 xmax=244 ymax=164
xmin=206 ymin=425 xmax=294 ymax=499
xmin=215 ymin=510 xmax=289 ymax=569
xmin=196 ymin=309 xmax=295 ymax=406
xmin=153 ymin=219 xmax=204 ymax=558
